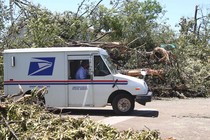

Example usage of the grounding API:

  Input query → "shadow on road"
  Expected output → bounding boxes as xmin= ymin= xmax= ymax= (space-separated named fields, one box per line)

xmin=49 ymin=108 xmax=159 ymax=118
xmin=132 ymin=109 xmax=159 ymax=117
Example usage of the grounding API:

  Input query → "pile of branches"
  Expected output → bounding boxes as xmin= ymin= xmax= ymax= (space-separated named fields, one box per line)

xmin=0 ymin=87 xmax=161 ymax=140
xmin=118 ymin=45 xmax=209 ymax=98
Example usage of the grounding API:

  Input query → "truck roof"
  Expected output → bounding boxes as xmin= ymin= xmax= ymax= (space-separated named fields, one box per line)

xmin=3 ymin=47 xmax=107 ymax=54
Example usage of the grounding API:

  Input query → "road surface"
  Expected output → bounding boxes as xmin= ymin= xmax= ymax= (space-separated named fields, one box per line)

xmin=59 ymin=98 xmax=210 ymax=140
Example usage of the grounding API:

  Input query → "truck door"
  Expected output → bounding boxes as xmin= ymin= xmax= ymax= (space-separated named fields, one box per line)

xmin=92 ymin=55 xmax=115 ymax=106
xmin=67 ymin=55 xmax=93 ymax=107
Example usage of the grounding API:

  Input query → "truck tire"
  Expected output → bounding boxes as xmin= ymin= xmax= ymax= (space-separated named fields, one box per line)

xmin=112 ymin=94 xmax=134 ymax=115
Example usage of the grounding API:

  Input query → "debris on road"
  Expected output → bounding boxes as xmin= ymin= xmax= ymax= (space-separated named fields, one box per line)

xmin=0 ymin=86 xmax=161 ymax=140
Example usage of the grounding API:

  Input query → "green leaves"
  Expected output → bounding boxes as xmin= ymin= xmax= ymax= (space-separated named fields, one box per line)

xmin=0 ymin=0 xmax=167 ymax=48
xmin=24 ymin=8 xmax=64 ymax=47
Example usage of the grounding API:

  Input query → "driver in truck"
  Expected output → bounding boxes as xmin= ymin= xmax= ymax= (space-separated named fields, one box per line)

xmin=75 ymin=60 xmax=89 ymax=79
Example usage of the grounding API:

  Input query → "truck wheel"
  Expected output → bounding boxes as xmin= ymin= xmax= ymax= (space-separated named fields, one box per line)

xmin=112 ymin=94 xmax=134 ymax=115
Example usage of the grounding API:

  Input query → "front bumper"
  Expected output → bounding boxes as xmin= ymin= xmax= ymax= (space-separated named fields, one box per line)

xmin=135 ymin=91 xmax=152 ymax=105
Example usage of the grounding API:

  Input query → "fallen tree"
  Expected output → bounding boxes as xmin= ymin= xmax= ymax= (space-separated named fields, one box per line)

xmin=117 ymin=45 xmax=209 ymax=98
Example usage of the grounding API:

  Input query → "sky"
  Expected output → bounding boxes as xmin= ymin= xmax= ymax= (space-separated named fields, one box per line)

xmin=24 ymin=0 xmax=210 ymax=30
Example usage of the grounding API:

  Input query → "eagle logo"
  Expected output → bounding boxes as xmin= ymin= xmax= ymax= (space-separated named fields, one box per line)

xmin=28 ymin=57 xmax=55 ymax=76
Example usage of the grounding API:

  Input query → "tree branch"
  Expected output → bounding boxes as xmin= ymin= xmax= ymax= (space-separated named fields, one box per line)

xmin=92 ymin=31 xmax=114 ymax=42
xmin=75 ymin=0 xmax=86 ymax=18
xmin=79 ymin=0 xmax=103 ymax=18
xmin=89 ymin=0 xmax=103 ymax=16
xmin=126 ymin=37 xmax=141 ymax=47
xmin=1 ymin=115 xmax=19 ymax=140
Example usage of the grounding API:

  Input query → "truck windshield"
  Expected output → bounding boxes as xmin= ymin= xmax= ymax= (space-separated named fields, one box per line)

xmin=102 ymin=55 xmax=118 ymax=74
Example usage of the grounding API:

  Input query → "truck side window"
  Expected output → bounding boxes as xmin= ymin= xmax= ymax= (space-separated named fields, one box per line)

xmin=94 ymin=56 xmax=110 ymax=76
xmin=68 ymin=60 xmax=90 ymax=79
xmin=68 ymin=60 xmax=79 ymax=79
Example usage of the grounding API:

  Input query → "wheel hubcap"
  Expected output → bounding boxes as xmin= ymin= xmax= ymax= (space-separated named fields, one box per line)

xmin=118 ymin=98 xmax=131 ymax=112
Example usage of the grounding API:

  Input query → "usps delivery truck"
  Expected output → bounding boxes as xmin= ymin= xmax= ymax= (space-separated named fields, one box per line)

xmin=3 ymin=47 xmax=152 ymax=115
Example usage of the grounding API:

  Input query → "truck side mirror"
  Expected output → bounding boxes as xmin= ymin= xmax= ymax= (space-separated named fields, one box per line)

xmin=140 ymin=69 xmax=147 ymax=80
xmin=88 ymin=70 xmax=93 ymax=80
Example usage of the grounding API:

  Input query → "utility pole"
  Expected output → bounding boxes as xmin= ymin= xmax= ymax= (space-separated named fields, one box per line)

xmin=193 ymin=5 xmax=198 ymax=35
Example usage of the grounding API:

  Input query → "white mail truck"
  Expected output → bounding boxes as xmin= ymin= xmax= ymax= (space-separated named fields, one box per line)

xmin=3 ymin=47 xmax=152 ymax=115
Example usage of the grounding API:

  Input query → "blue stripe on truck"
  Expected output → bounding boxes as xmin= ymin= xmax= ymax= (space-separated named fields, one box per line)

xmin=4 ymin=80 xmax=128 ymax=85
